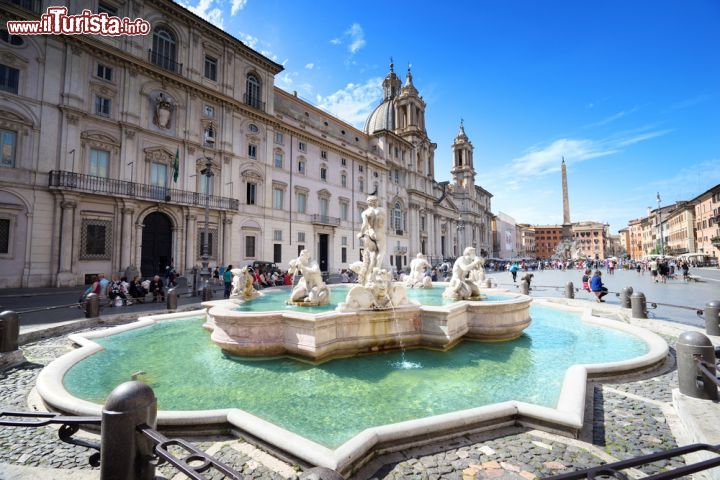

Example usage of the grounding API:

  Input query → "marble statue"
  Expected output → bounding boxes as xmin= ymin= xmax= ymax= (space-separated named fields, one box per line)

xmin=405 ymin=253 xmax=432 ymax=288
xmin=357 ymin=195 xmax=386 ymax=274
xmin=230 ymin=266 xmax=258 ymax=301
xmin=443 ymin=247 xmax=485 ymax=301
xmin=288 ymin=249 xmax=330 ymax=306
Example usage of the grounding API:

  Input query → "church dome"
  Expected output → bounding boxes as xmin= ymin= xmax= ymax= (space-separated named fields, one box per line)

xmin=364 ymin=98 xmax=396 ymax=134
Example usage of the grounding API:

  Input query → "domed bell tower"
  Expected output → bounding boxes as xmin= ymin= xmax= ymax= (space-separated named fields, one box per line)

xmin=451 ymin=120 xmax=475 ymax=189
xmin=396 ymin=65 xmax=426 ymax=134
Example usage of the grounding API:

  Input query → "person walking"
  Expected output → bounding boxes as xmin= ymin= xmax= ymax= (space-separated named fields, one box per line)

xmin=223 ymin=264 xmax=234 ymax=298
xmin=590 ymin=270 xmax=608 ymax=303
xmin=509 ymin=262 xmax=519 ymax=282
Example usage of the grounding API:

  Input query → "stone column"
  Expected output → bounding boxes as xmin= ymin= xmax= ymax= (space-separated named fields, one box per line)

xmin=185 ymin=214 xmax=196 ymax=271
xmin=56 ymin=200 xmax=77 ymax=287
xmin=222 ymin=217 xmax=232 ymax=265
xmin=120 ymin=208 xmax=134 ymax=269
xmin=134 ymin=222 xmax=144 ymax=269
xmin=172 ymin=227 xmax=179 ymax=269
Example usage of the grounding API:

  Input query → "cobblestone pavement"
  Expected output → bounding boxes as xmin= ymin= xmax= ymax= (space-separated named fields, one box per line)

xmin=0 ymin=323 xmax=703 ymax=480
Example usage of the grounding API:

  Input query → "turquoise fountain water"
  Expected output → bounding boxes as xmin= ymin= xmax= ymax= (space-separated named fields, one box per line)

xmin=63 ymin=304 xmax=648 ymax=448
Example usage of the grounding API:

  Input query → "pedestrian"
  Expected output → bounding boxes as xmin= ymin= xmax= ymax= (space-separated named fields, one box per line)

xmin=648 ymin=258 xmax=659 ymax=282
xmin=212 ymin=267 xmax=220 ymax=285
xmin=223 ymin=264 xmax=233 ymax=298
xmin=509 ymin=262 xmax=519 ymax=282
xmin=590 ymin=270 xmax=608 ymax=303
xmin=581 ymin=268 xmax=592 ymax=292
xmin=107 ymin=274 xmax=128 ymax=306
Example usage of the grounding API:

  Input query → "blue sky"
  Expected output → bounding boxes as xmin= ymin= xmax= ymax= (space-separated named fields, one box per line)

xmin=178 ymin=0 xmax=720 ymax=234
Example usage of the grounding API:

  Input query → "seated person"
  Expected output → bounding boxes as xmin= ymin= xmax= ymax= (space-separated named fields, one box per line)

xmin=129 ymin=276 xmax=147 ymax=303
xmin=148 ymin=275 xmax=165 ymax=302
xmin=107 ymin=275 xmax=128 ymax=306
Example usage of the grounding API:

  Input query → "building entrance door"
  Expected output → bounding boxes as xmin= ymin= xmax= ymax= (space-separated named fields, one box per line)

xmin=141 ymin=212 xmax=172 ymax=277
xmin=318 ymin=234 xmax=329 ymax=272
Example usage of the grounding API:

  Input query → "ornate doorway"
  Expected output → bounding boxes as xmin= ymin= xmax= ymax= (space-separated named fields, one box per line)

xmin=141 ymin=212 xmax=172 ymax=277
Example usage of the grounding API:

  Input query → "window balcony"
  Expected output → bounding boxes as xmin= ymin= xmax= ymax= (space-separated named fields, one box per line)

xmin=310 ymin=214 xmax=340 ymax=226
xmin=48 ymin=171 xmax=239 ymax=210
xmin=148 ymin=50 xmax=183 ymax=75
xmin=243 ymin=94 xmax=266 ymax=112
xmin=8 ymin=0 xmax=41 ymax=14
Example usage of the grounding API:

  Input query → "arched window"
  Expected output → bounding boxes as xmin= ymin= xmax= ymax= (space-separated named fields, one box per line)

xmin=393 ymin=202 xmax=403 ymax=231
xmin=246 ymin=73 xmax=261 ymax=109
xmin=152 ymin=27 xmax=177 ymax=71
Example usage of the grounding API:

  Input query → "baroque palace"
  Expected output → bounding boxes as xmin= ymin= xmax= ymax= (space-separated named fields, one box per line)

xmin=0 ymin=0 xmax=493 ymax=288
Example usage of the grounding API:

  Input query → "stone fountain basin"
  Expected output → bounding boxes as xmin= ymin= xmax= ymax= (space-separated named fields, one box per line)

xmin=202 ymin=286 xmax=532 ymax=362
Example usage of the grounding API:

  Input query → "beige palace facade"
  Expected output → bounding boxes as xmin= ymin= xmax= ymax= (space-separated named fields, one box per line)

xmin=0 ymin=0 xmax=493 ymax=287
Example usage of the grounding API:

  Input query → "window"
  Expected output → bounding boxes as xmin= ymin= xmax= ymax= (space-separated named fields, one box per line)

xmin=273 ymin=229 xmax=283 ymax=241
xmin=150 ymin=162 xmax=167 ymax=187
xmin=97 ymin=2 xmax=118 ymax=15
xmin=359 ymin=165 xmax=364 ymax=172
xmin=203 ymin=105 xmax=215 ymax=117
xmin=298 ymin=141 xmax=306 ymax=152
xmin=274 ymin=244 xmax=282 ymax=263
xmin=204 ymin=56 xmax=217 ymax=81
xmin=151 ymin=27 xmax=177 ymax=71
xmin=95 ymin=95 xmax=111 ymax=116
xmin=248 ymin=123 xmax=258 ymax=133
xmin=359 ymin=179 xmax=364 ymax=192
xmin=88 ymin=149 xmax=109 ymax=177
xmin=320 ymin=167 xmax=327 ymax=181
xmin=0 ymin=65 xmax=19 ymax=94
xmin=196 ymin=229 xmax=218 ymax=258
xmin=321 ymin=150 xmax=327 ymax=159
xmin=393 ymin=169 xmax=400 ymax=184
xmin=319 ymin=198 xmax=329 ymax=216
xmin=341 ymin=236 xmax=348 ymax=246
xmin=297 ymin=160 xmax=305 ymax=174
xmin=0 ymin=130 xmax=17 ymax=168
xmin=203 ymin=124 xmax=216 ymax=146
xmin=246 ymin=182 xmax=256 ymax=205
xmin=245 ymin=235 xmax=256 ymax=257
xmin=298 ymin=232 xmax=306 ymax=242
xmin=96 ymin=63 xmax=113 ymax=81
xmin=0 ymin=218 xmax=9 ymax=254
xmin=341 ymin=247 xmax=347 ymax=263
xmin=340 ymin=202 xmax=348 ymax=221
xmin=0 ymin=30 xmax=24 ymax=46
xmin=274 ymin=152 xmax=283 ymax=169
xmin=248 ymin=144 xmax=257 ymax=159
xmin=246 ymin=73 xmax=261 ymax=109
xmin=297 ymin=244 xmax=305 ymax=256
xmin=273 ymin=188 xmax=284 ymax=209
xmin=275 ymin=132 xmax=284 ymax=144
xmin=394 ymin=147 xmax=399 ymax=158
xmin=199 ymin=173 xmax=213 ymax=195
xmin=341 ymin=158 xmax=346 ymax=166
xmin=296 ymin=192 xmax=306 ymax=213
xmin=341 ymin=174 xmax=347 ymax=187
xmin=393 ymin=202 xmax=403 ymax=231
xmin=420 ymin=215 xmax=426 ymax=231
xmin=81 ymin=219 xmax=111 ymax=260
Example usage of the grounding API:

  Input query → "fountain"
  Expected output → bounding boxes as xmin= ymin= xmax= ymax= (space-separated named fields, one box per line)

xmin=287 ymin=249 xmax=330 ymax=306
xmin=443 ymin=247 xmax=485 ymax=301
xmin=404 ymin=253 xmax=433 ymax=289
xmin=229 ymin=266 xmax=258 ymax=301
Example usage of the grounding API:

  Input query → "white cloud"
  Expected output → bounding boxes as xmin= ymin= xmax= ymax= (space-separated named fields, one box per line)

xmin=315 ymin=77 xmax=383 ymax=128
xmin=237 ymin=32 xmax=258 ymax=49
xmin=305 ymin=63 xmax=315 ymax=70
xmin=508 ymin=139 xmax=617 ymax=177
xmin=615 ymin=129 xmax=673 ymax=147
xmin=329 ymin=23 xmax=366 ymax=55
xmin=584 ymin=107 xmax=638 ymax=128
xmin=231 ymin=0 xmax=248 ymax=15
xmin=178 ymin=0 xmax=224 ymax=29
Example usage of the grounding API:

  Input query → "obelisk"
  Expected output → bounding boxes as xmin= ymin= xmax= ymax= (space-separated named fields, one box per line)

xmin=561 ymin=157 xmax=572 ymax=240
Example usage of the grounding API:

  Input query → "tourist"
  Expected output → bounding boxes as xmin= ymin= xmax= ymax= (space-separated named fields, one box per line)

xmin=581 ymin=269 xmax=592 ymax=292
xmin=681 ymin=261 xmax=690 ymax=281
xmin=636 ymin=262 xmax=641 ymax=275
xmin=509 ymin=262 xmax=519 ymax=282
xmin=212 ymin=267 xmax=220 ymax=285
xmin=649 ymin=258 xmax=659 ymax=282
xmin=223 ymin=264 xmax=234 ymax=298
xmin=98 ymin=273 xmax=110 ymax=293
xmin=284 ymin=271 xmax=293 ymax=285
xmin=107 ymin=274 xmax=128 ymax=306
xmin=129 ymin=275 xmax=147 ymax=303
xmin=590 ymin=270 xmax=608 ymax=303
xmin=149 ymin=275 xmax=165 ymax=302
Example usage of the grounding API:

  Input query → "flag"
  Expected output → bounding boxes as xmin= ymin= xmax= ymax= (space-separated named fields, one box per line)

xmin=172 ymin=147 xmax=179 ymax=183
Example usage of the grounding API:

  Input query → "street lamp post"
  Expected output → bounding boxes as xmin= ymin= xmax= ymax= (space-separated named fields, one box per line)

xmin=200 ymin=158 xmax=214 ymax=285
xmin=656 ymin=192 xmax=664 ymax=255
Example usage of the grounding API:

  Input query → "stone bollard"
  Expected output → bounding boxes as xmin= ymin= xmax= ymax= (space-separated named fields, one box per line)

xmin=0 ymin=310 xmax=19 ymax=353
xmin=101 ymin=381 xmax=157 ymax=480
xmin=620 ymin=286 xmax=634 ymax=309
xmin=482 ymin=278 xmax=493 ymax=288
xmin=300 ymin=467 xmax=345 ymax=480
xmin=191 ymin=267 xmax=199 ymax=297
xmin=676 ymin=331 xmax=719 ymax=400
xmin=202 ymin=284 xmax=213 ymax=302
xmin=565 ymin=282 xmax=574 ymax=299
xmin=520 ymin=280 xmax=529 ymax=295
xmin=166 ymin=288 xmax=177 ymax=311
xmin=630 ymin=292 xmax=647 ymax=319
xmin=85 ymin=293 xmax=100 ymax=318
xmin=704 ymin=300 xmax=720 ymax=337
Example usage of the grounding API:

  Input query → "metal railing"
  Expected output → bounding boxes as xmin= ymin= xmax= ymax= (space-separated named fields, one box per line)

xmin=310 ymin=214 xmax=341 ymax=226
xmin=696 ymin=357 xmax=720 ymax=389
xmin=542 ymin=443 xmax=720 ymax=480
xmin=49 ymin=171 xmax=239 ymax=211
xmin=148 ymin=50 xmax=183 ymax=75
xmin=243 ymin=93 xmax=265 ymax=112
xmin=7 ymin=0 xmax=41 ymax=14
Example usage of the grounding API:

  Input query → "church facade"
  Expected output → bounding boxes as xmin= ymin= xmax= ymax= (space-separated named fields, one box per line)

xmin=0 ymin=0 xmax=493 ymax=288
